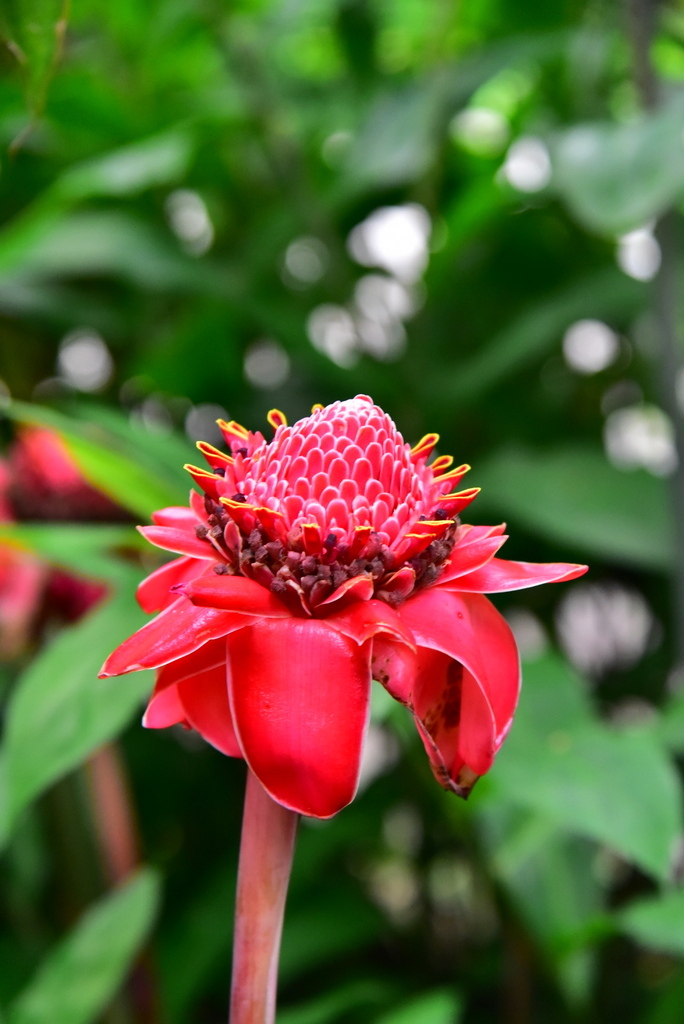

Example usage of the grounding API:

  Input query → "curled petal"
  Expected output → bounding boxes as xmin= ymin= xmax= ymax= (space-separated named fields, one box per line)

xmin=314 ymin=574 xmax=374 ymax=613
xmin=177 ymin=664 xmax=241 ymax=757
xmin=435 ymin=487 xmax=480 ymax=518
xmin=411 ymin=650 xmax=496 ymax=786
xmin=136 ymin=556 xmax=207 ymax=614
xmin=143 ymin=681 xmax=187 ymax=729
xmin=376 ymin=566 xmax=415 ymax=601
xmin=99 ymin=597 xmax=258 ymax=676
xmin=324 ymin=598 xmax=416 ymax=649
xmin=138 ymin=525 xmax=212 ymax=559
xmin=182 ymin=574 xmax=292 ymax=617
xmin=400 ymin=589 xmax=520 ymax=777
xmin=446 ymin=558 xmax=588 ymax=593
xmin=227 ymin=619 xmax=371 ymax=817
xmin=184 ymin=464 xmax=222 ymax=499
xmin=371 ymin=638 xmax=417 ymax=704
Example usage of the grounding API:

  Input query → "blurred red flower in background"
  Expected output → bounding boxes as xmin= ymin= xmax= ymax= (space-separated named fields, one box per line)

xmin=102 ymin=396 xmax=587 ymax=818
xmin=0 ymin=427 xmax=121 ymax=656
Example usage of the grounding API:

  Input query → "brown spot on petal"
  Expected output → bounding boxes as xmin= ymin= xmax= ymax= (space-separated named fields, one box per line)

xmin=442 ymin=662 xmax=463 ymax=730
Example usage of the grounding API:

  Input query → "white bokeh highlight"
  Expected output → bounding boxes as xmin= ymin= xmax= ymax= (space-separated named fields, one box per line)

xmin=502 ymin=137 xmax=551 ymax=192
xmin=165 ymin=189 xmax=214 ymax=255
xmin=450 ymin=107 xmax=510 ymax=156
xmin=505 ymin=607 xmax=548 ymax=661
xmin=562 ymin=319 xmax=620 ymax=375
xmin=556 ymin=581 xmax=656 ymax=678
xmin=307 ymin=304 xmax=358 ymax=367
xmin=617 ymin=226 xmax=661 ymax=282
xmin=57 ymin=329 xmax=114 ymax=392
xmin=603 ymin=403 xmax=677 ymax=476
xmin=283 ymin=236 xmax=329 ymax=287
xmin=185 ymin=403 xmax=230 ymax=448
xmin=243 ymin=339 xmax=291 ymax=390
xmin=347 ymin=204 xmax=431 ymax=283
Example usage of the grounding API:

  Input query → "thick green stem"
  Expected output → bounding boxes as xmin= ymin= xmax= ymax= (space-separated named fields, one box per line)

xmin=230 ymin=770 xmax=298 ymax=1024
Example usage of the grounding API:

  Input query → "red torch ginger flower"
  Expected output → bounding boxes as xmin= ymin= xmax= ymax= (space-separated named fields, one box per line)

xmin=101 ymin=396 xmax=587 ymax=818
xmin=0 ymin=427 xmax=117 ymax=657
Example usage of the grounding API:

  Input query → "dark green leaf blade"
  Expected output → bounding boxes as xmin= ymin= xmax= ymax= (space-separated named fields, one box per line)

xmin=475 ymin=445 xmax=672 ymax=570
xmin=0 ymin=569 xmax=153 ymax=846
xmin=7 ymin=868 xmax=161 ymax=1024
xmin=488 ymin=654 xmax=683 ymax=881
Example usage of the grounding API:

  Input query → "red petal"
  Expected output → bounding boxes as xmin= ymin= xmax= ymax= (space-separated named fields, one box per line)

xmin=440 ymin=531 xmax=508 ymax=584
xmin=446 ymin=558 xmax=588 ymax=593
xmin=371 ymin=638 xmax=417 ymax=704
xmin=151 ymin=506 xmax=199 ymax=529
xmin=411 ymin=648 xmax=466 ymax=773
xmin=184 ymin=464 xmax=221 ymax=498
xmin=400 ymin=589 xmax=520 ymax=774
xmin=0 ymin=552 xmax=47 ymax=657
xmin=136 ymin=556 xmax=207 ymax=614
xmin=376 ymin=566 xmax=415 ymax=601
xmin=411 ymin=649 xmax=499 ymax=779
xmin=153 ymin=636 xmax=225 ymax=685
xmin=143 ymin=682 xmax=187 ymax=729
xmin=227 ymin=619 xmax=371 ymax=817
xmin=324 ymin=598 xmax=416 ymax=648
xmin=177 ymin=663 xmax=242 ymax=758
xmin=314 ymin=574 xmax=374 ymax=612
xmin=434 ymin=487 xmax=480 ymax=517
xmin=138 ymin=525 xmax=213 ymax=559
xmin=182 ymin=574 xmax=292 ymax=617
xmin=143 ymin=640 xmax=238 ymax=753
xmin=99 ymin=597 xmax=258 ymax=676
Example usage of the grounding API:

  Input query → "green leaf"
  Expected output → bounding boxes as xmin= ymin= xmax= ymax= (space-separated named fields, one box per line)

xmin=0 ymin=524 xmax=145 ymax=581
xmin=54 ymin=131 xmax=194 ymax=203
xmin=7 ymin=401 xmax=188 ymax=520
xmin=0 ymin=0 xmax=69 ymax=117
xmin=279 ymin=883 xmax=384 ymax=982
xmin=478 ymin=804 xmax=602 ymax=1003
xmin=374 ymin=990 xmax=463 ymax=1024
xmin=475 ymin=444 xmax=672 ymax=570
xmin=477 ymin=659 xmax=605 ymax=1002
xmin=617 ymin=889 xmax=684 ymax=956
xmin=0 ymin=569 xmax=153 ymax=847
xmin=7 ymin=868 xmax=161 ymax=1024
xmin=345 ymin=82 xmax=446 ymax=188
xmin=553 ymin=97 xmax=684 ymax=236
xmin=279 ymin=980 xmax=395 ymax=1024
xmin=159 ymin=864 xmax=385 ymax=1023
xmin=0 ymin=211 xmax=221 ymax=293
xmin=158 ymin=864 xmax=236 ymax=1024
xmin=430 ymin=268 xmax=644 ymax=405
xmin=488 ymin=654 xmax=683 ymax=881
xmin=656 ymin=690 xmax=684 ymax=755
xmin=345 ymin=33 xmax=566 ymax=191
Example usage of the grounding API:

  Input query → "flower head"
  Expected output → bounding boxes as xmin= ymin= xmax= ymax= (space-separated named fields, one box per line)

xmin=101 ymin=396 xmax=587 ymax=817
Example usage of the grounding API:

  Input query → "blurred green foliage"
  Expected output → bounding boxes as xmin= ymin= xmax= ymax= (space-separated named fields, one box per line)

xmin=2 ymin=0 xmax=684 ymax=1022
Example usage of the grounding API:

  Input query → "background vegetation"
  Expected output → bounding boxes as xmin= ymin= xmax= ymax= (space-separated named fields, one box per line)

xmin=2 ymin=0 xmax=684 ymax=1021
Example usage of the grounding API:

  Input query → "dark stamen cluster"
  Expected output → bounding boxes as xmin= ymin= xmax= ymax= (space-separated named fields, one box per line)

xmin=197 ymin=497 xmax=459 ymax=609
xmin=409 ymin=523 xmax=460 ymax=593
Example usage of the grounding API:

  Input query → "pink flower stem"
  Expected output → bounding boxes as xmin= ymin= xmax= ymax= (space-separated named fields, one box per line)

xmin=85 ymin=743 xmax=140 ymax=884
xmin=230 ymin=769 xmax=299 ymax=1024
